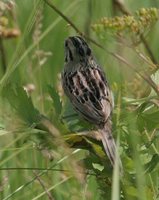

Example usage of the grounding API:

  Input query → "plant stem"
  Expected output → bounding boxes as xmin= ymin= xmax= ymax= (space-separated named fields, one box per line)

xmin=112 ymin=0 xmax=158 ymax=65
xmin=0 ymin=36 xmax=7 ymax=73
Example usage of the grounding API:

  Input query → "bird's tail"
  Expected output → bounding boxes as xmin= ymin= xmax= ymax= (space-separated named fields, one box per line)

xmin=99 ymin=120 xmax=122 ymax=169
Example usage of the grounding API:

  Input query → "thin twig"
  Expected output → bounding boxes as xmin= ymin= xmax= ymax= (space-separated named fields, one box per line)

xmin=113 ymin=34 xmax=158 ymax=71
xmin=33 ymin=171 xmax=55 ymax=200
xmin=109 ymin=52 xmax=159 ymax=95
xmin=0 ymin=167 xmax=96 ymax=176
xmin=140 ymin=34 xmax=157 ymax=65
xmin=112 ymin=0 xmax=158 ymax=65
xmin=113 ymin=0 xmax=130 ymax=15
xmin=43 ymin=0 xmax=104 ymax=48
xmin=43 ymin=0 xmax=81 ymax=34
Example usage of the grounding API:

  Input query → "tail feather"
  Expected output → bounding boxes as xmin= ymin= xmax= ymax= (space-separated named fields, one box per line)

xmin=99 ymin=120 xmax=122 ymax=169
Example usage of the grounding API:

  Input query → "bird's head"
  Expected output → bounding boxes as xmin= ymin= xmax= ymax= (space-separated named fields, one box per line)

xmin=64 ymin=36 xmax=92 ymax=63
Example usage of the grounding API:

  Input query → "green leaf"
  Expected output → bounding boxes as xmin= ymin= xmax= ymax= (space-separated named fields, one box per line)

xmin=64 ymin=133 xmax=105 ymax=158
xmin=139 ymin=112 xmax=159 ymax=131
xmin=2 ymin=85 xmax=40 ymax=125
xmin=84 ymin=136 xmax=105 ymax=158
xmin=92 ymin=163 xmax=104 ymax=171
xmin=48 ymin=85 xmax=62 ymax=117
xmin=137 ymin=101 xmax=159 ymax=131
xmin=145 ymin=154 xmax=159 ymax=173
xmin=125 ymin=186 xmax=138 ymax=197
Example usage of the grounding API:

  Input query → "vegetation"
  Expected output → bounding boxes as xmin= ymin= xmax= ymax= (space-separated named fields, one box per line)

xmin=0 ymin=0 xmax=159 ymax=199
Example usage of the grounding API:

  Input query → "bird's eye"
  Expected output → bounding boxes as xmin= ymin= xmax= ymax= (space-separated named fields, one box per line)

xmin=86 ymin=47 xmax=91 ymax=56
xmin=65 ymin=41 xmax=68 ymax=47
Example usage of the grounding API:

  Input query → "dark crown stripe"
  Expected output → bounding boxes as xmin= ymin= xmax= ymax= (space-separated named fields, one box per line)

xmin=70 ymin=37 xmax=81 ymax=47
xmin=68 ymin=49 xmax=73 ymax=61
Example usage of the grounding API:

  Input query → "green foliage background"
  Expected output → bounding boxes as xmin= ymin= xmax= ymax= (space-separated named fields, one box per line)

xmin=0 ymin=0 xmax=159 ymax=200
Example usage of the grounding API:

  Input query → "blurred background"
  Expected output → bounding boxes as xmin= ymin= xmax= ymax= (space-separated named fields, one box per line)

xmin=0 ymin=0 xmax=159 ymax=200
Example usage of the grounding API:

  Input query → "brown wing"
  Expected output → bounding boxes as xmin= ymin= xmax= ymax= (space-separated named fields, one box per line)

xmin=62 ymin=66 xmax=113 ymax=125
